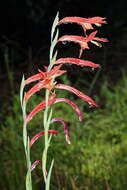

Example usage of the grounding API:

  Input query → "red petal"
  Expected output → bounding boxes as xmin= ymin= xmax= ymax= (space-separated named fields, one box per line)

xmin=58 ymin=35 xmax=89 ymax=57
xmin=93 ymin=37 xmax=108 ymax=42
xmin=25 ymin=69 xmax=46 ymax=85
xmin=51 ymin=118 xmax=70 ymax=144
xmin=25 ymin=73 xmax=43 ymax=85
xmin=26 ymin=96 xmax=82 ymax=124
xmin=54 ymin=58 xmax=100 ymax=68
xmin=29 ymin=130 xmax=58 ymax=147
xmin=24 ymin=80 xmax=48 ymax=102
xmin=59 ymin=17 xmax=107 ymax=25
xmin=86 ymin=17 xmax=107 ymax=24
xmin=38 ymin=69 xmax=46 ymax=77
xmin=58 ymin=17 xmax=93 ymax=32
xmin=87 ymin=31 xmax=97 ymax=41
xmin=51 ymin=118 xmax=68 ymax=134
xmin=58 ymin=33 xmax=108 ymax=57
xmin=31 ymin=160 xmax=41 ymax=171
xmin=31 ymin=160 xmax=47 ymax=175
xmin=47 ymin=64 xmax=67 ymax=78
xmin=48 ymin=64 xmax=62 ymax=74
xmin=24 ymin=65 xmax=66 ymax=102
xmin=25 ymin=93 xmax=56 ymax=124
xmin=55 ymin=84 xmax=98 ymax=107
xmin=43 ymin=65 xmax=48 ymax=71
xmin=25 ymin=101 xmax=45 ymax=124
xmin=59 ymin=17 xmax=90 ymax=24
xmin=58 ymin=17 xmax=107 ymax=33
xmin=87 ymin=31 xmax=108 ymax=42
xmin=30 ymin=131 xmax=44 ymax=147
xmin=58 ymin=35 xmax=88 ymax=44
xmin=54 ymin=98 xmax=83 ymax=122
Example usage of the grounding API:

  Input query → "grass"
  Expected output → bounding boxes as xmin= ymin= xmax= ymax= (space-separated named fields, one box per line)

xmin=1 ymin=72 xmax=127 ymax=190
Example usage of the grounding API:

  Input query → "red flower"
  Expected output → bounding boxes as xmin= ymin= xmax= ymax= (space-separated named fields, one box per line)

xmin=55 ymin=84 xmax=98 ymax=107
xmin=58 ymin=31 xmax=108 ymax=57
xmin=53 ymin=98 xmax=83 ymax=122
xmin=31 ymin=160 xmax=47 ymax=176
xmin=29 ymin=130 xmax=58 ymax=148
xmin=58 ymin=16 xmax=107 ymax=33
xmin=54 ymin=57 xmax=100 ymax=68
xmin=24 ymin=65 xmax=66 ymax=102
xmin=24 ymin=80 xmax=49 ymax=102
xmin=51 ymin=118 xmax=70 ymax=144
xmin=26 ymin=96 xmax=83 ymax=124
xmin=31 ymin=160 xmax=41 ymax=171
xmin=25 ymin=73 xmax=45 ymax=85
xmin=25 ymin=93 xmax=56 ymax=124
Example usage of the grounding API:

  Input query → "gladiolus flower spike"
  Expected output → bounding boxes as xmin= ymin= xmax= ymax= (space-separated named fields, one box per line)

xmin=20 ymin=12 xmax=108 ymax=189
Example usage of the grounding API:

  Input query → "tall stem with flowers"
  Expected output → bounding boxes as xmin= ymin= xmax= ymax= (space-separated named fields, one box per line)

xmin=20 ymin=12 xmax=108 ymax=190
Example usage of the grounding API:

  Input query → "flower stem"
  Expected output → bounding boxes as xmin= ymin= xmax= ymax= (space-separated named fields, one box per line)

xmin=42 ymin=12 xmax=59 ymax=189
xmin=42 ymin=89 xmax=50 ymax=183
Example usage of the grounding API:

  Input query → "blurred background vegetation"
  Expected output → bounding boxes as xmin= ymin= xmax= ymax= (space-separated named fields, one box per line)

xmin=0 ymin=0 xmax=127 ymax=189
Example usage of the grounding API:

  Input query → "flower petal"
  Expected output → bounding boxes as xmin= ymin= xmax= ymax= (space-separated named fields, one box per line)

xmin=47 ymin=64 xmax=67 ymax=78
xmin=54 ymin=58 xmax=100 ymax=68
xmin=93 ymin=36 xmax=108 ymax=42
xmin=26 ymin=101 xmax=45 ymax=124
xmin=88 ymin=31 xmax=108 ymax=44
xmin=26 ymin=96 xmax=83 ymax=124
xmin=58 ymin=16 xmax=107 ymax=33
xmin=31 ymin=160 xmax=47 ymax=176
xmin=24 ymin=80 xmax=47 ymax=102
xmin=25 ymin=73 xmax=44 ymax=85
xmin=25 ymin=93 xmax=56 ymax=124
xmin=58 ymin=17 xmax=93 ymax=32
xmin=24 ymin=65 xmax=67 ymax=102
xmin=55 ymin=84 xmax=98 ymax=107
xmin=51 ymin=118 xmax=70 ymax=144
xmin=54 ymin=98 xmax=83 ymax=122
xmin=31 ymin=160 xmax=41 ymax=171
xmin=58 ymin=35 xmax=89 ymax=57
xmin=58 ymin=32 xmax=108 ymax=57
xmin=29 ymin=130 xmax=58 ymax=147
xmin=87 ymin=31 xmax=97 ymax=41
xmin=58 ymin=35 xmax=88 ymax=45
xmin=86 ymin=17 xmax=107 ymax=25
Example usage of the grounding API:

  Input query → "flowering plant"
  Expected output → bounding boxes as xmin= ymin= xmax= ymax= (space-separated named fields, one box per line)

xmin=20 ymin=12 xmax=107 ymax=190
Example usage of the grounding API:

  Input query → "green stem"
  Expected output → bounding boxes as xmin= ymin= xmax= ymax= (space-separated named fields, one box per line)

xmin=42 ymin=12 xmax=59 ymax=189
xmin=20 ymin=77 xmax=32 ymax=190
xmin=43 ymin=89 xmax=50 ymax=183
xmin=42 ymin=47 xmax=56 ymax=187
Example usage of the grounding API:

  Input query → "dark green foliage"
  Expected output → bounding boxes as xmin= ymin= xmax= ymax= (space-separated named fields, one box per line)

xmin=1 ymin=74 xmax=127 ymax=190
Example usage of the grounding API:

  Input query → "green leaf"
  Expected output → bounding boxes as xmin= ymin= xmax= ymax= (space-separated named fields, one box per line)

xmin=26 ymin=169 xmax=32 ymax=190
xmin=20 ymin=75 xmax=25 ymax=109
xmin=51 ymin=12 xmax=59 ymax=42
xmin=47 ymin=109 xmax=53 ymax=126
xmin=42 ymin=148 xmax=47 ymax=183
xmin=50 ymin=29 xmax=59 ymax=61
xmin=52 ymin=50 xmax=58 ymax=63
xmin=46 ymin=159 xmax=54 ymax=190
xmin=23 ymin=121 xmax=27 ymax=154
xmin=26 ymin=137 xmax=31 ymax=169
xmin=22 ymin=98 xmax=26 ymax=120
